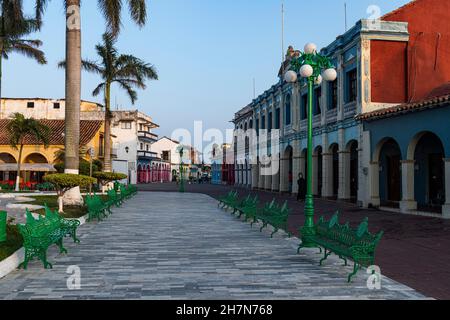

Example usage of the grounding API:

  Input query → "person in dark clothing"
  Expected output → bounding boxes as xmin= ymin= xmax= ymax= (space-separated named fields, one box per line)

xmin=297 ymin=173 xmax=306 ymax=202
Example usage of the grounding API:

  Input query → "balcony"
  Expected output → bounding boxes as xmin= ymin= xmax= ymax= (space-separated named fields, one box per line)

xmin=138 ymin=131 xmax=158 ymax=143
xmin=138 ymin=150 xmax=158 ymax=160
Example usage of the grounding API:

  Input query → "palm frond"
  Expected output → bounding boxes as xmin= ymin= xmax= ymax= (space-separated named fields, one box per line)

xmin=10 ymin=40 xmax=47 ymax=64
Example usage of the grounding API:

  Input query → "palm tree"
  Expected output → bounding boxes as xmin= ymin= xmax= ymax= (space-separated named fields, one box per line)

xmin=7 ymin=113 xmax=50 ymax=191
xmin=59 ymin=33 xmax=158 ymax=172
xmin=34 ymin=0 xmax=148 ymax=204
xmin=0 ymin=1 xmax=47 ymax=100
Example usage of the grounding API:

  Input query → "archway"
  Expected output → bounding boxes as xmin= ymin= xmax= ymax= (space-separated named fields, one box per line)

xmin=348 ymin=140 xmax=359 ymax=203
xmin=314 ymin=146 xmax=323 ymax=197
xmin=24 ymin=153 xmax=49 ymax=185
xmin=330 ymin=144 xmax=339 ymax=198
xmin=146 ymin=165 xmax=151 ymax=184
xmin=412 ymin=132 xmax=445 ymax=212
xmin=0 ymin=153 xmax=17 ymax=183
xmin=137 ymin=165 xmax=143 ymax=184
xmin=379 ymin=138 xmax=402 ymax=206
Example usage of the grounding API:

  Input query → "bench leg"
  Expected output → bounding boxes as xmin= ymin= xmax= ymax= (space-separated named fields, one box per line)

xmin=72 ymin=228 xmax=81 ymax=244
xmin=38 ymin=249 xmax=52 ymax=269
xmin=347 ymin=262 xmax=361 ymax=283
xmin=320 ymin=250 xmax=332 ymax=266
xmin=339 ymin=255 xmax=348 ymax=266
xmin=270 ymin=228 xmax=278 ymax=238
xmin=260 ymin=222 xmax=268 ymax=233
xmin=57 ymin=239 xmax=68 ymax=255
xmin=18 ymin=248 xmax=32 ymax=270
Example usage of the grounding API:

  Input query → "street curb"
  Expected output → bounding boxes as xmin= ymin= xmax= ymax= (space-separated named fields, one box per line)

xmin=0 ymin=213 xmax=90 ymax=280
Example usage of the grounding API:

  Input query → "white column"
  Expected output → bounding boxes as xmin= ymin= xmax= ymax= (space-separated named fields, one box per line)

xmin=272 ymin=156 xmax=280 ymax=191
xmin=400 ymin=160 xmax=417 ymax=213
xmin=251 ymin=164 xmax=259 ymax=189
xmin=369 ymin=161 xmax=381 ymax=207
xmin=322 ymin=152 xmax=333 ymax=198
xmin=442 ymin=159 xmax=450 ymax=218
xmin=258 ymin=161 xmax=265 ymax=189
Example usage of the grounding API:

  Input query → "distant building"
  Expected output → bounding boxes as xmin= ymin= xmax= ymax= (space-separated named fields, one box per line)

xmin=211 ymin=143 xmax=234 ymax=185
xmin=111 ymin=110 xmax=170 ymax=185
xmin=151 ymin=137 xmax=203 ymax=182
xmin=0 ymin=98 xmax=170 ymax=188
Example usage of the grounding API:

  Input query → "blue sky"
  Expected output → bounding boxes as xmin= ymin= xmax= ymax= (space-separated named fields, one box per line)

xmin=6 ymin=0 xmax=410 ymax=143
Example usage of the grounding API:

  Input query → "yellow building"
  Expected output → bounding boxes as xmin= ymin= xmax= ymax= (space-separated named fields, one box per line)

xmin=0 ymin=119 xmax=105 ymax=187
xmin=0 ymin=98 xmax=107 ymax=188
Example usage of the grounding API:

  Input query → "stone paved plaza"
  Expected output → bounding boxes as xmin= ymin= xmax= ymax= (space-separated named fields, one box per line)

xmin=0 ymin=193 xmax=428 ymax=300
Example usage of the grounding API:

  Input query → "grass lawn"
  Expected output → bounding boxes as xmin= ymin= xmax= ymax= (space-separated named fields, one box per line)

xmin=0 ymin=225 xmax=23 ymax=262
xmin=31 ymin=195 xmax=109 ymax=219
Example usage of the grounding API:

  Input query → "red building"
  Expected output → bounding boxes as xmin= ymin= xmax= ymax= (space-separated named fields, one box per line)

xmin=371 ymin=0 xmax=450 ymax=104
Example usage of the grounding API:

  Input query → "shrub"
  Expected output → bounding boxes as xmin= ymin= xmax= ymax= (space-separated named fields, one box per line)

xmin=93 ymin=172 xmax=128 ymax=186
xmin=44 ymin=174 xmax=96 ymax=191
xmin=36 ymin=182 xmax=55 ymax=191
xmin=44 ymin=174 xmax=97 ymax=212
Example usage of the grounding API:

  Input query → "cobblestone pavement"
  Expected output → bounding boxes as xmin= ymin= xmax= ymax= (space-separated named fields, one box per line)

xmin=138 ymin=183 xmax=450 ymax=300
xmin=0 ymin=192 xmax=427 ymax=300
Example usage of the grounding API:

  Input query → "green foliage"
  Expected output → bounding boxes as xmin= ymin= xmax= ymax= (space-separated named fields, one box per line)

xmin=59 ymin=32 xmax=158 ymax=109
xmin=0 ymin=183 xmax=13 ymax=191
xmin=35 ymin=182 xmax=55 ymax=191
xmin=93 ymin=172 xmax=128 ymax=186
xmin=54 ymin=159 xmax=102 ymax=176
xmin=44 ymin=174 xmax=97 ymax=193
xmin=0 ymin=224 xmax=23 ymax=262
xmin=7 ymin=113 xmax=50 ymax=149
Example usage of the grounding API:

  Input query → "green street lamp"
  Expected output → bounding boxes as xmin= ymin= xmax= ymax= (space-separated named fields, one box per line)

xmin=284 ymin=43 xmax=337 ymax=249
xmin=177 ymin=146 xmax=185 ymax=193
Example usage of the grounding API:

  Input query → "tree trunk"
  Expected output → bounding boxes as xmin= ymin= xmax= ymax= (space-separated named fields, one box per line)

xmin=63 ymin=0 xmax=83 ymax=206
xmin=58 ymin=196 xmax=64 ymax=213
xmin=15 ymin=144 xmax=23 ymax=192
xmin=103 ymin=82 xmax=112 ymax=172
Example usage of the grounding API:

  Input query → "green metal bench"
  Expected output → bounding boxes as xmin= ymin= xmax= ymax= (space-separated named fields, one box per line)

xmin=18 ymin=211 xmax=69 ymax=269
xmin=107 ymin=189 xmax=123 ymax=207
xmin=218 ymin=191 xmax=238 ymax=209
xmin=298 ymin=212 xmax=384 ymax=282
xmin=234 ymin=195 xmax=258 ymax=218
xmin=43 ymin=205 xmax=81 ymax=243
xmin=86 ymin=194 xmax=111 ymax=222
xmin=119 ymin=184 xmax=137 ymax=201
xmin=255 ymin=200 xmax=292 ymax=238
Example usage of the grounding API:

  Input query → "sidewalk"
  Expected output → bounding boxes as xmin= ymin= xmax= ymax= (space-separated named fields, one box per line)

xmin=138 ymin=182 xmax=450 ymax=300
xmin=0 ymin=192 xmax=426 ymax=300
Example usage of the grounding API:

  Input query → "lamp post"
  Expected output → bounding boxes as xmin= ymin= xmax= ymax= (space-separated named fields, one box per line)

xmin=284 ymin=43 xmax=337 ymax=249
xmin=177 ymin=146 xmax=185 ymax=193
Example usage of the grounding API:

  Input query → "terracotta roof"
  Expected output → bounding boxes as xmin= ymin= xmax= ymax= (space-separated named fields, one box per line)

xmin=0 ymin=120 xmax=102 ymax=145
xmin=357 ymin=93 xmax=450 ymax=121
